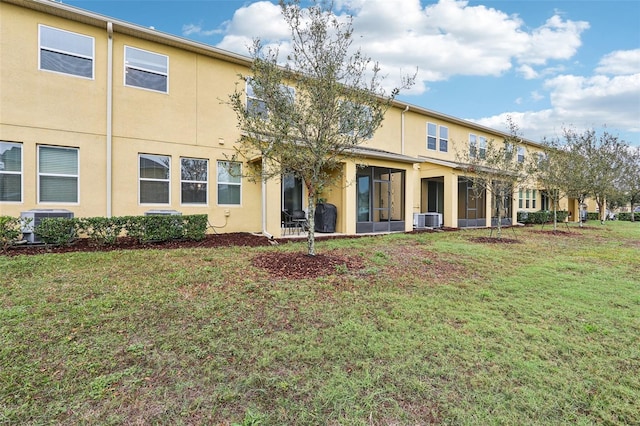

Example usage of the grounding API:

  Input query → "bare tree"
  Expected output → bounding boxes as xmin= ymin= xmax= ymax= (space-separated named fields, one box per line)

xmin=456 ymin=117 xmax=538 ymax=238
xmin=228 ymin=0 xmax=413 ymax=255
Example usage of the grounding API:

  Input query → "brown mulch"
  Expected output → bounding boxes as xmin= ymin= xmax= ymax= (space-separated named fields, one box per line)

xmin=253 ymin=252 xmax=365 ymax=280
xmin=2 ymin=233 xmax=273 ymax=257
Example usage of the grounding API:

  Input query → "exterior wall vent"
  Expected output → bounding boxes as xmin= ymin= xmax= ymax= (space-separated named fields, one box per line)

xmin=21 ymin=209 xmax=74 ymax=243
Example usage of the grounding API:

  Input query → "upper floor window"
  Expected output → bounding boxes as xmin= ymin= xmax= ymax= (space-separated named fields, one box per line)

xmin=339 ymin=102 xmax=374 ymax=139
xmin=181 ymin=158 xmax=208 ymax=205
xmin=439 ymin=126 xmax=449 ymax=152
xmin=246 ymin=79 xmax=295 ymax=120
xmin=139 ymin=154 xmax=170 ymax=204
xmin=427 ymin=123 xmax=437 ymax=150
xmin=517 ymin=146 xmax=525 ymax=163
xmin=0 ymin=142 xmax=22 ymax=202
xmin=217 ymin=161 xmax=241 ymax=205
xmin=39 ymin=25 xmax=94 ymax=79
xmin=125 ymin=46 xmax=168 ymax=93
xmin=38 ymin=146 xmax=78 ymax=203
xmin=478 ymin=136 xmax=486 ymax=159
xmin=469 ymin=134 xmax=487 ymax=159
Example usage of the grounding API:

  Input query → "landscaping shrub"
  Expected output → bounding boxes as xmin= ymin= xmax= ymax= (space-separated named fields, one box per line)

xmin=616 ymin=212 xmax=639 ymax=221
xmin=517 ymin=210 xmax=568 ymax=224
xmin=35 ymin=217 xmax=79 ymax=246
xmin=0 ymin=216 xmax=23 ymax=252
xmin=80 ymin=216 xmax=125 ymax=245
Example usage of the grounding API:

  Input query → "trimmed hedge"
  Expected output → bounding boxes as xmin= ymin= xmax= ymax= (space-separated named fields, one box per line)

xmin=616 ymin=212 xmax=639 ymax=221
xmin=517 ymin=210 xmax=568 ymax=224
xmin=23 ymin=214 xmax=209 ymax=246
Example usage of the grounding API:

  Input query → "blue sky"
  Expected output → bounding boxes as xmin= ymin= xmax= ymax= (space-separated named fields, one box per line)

xmin=64 ymin=0 xmax=640 ymax=147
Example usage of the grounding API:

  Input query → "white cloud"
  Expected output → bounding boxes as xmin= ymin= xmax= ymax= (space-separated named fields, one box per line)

xmin=596 ymin=49 xmax=640 ymax=75
xmin=215 ymin=1 xmax=289 ymax=54
xmin=471 ymin=71 xmax=640 ymax=143
xmin=215 ymin=0 xmax=589 ymax=88
xmin=182 ymin=23 xmax=220 ymax=37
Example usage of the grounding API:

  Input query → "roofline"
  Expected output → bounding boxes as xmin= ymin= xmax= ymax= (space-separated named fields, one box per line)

xmin=1 ymin=0 xmax=253 ymax=66
xmin=3 ymin=0 xmax=542 ymax=148
xmin=390 ymin=99 xmax=543 ymax=148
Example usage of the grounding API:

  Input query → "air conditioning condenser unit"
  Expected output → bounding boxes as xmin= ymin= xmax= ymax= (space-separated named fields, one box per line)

xmin=21 ymin=209 xmax=74 ymax=243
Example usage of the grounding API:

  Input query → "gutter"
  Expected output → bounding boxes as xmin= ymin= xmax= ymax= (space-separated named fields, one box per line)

xmin=106 ymin=21 xmax=113 ymax=217
xmin=261 ymin=156 xmax=274 ymax=239
xmin=401 ymin=105 xmax=409 ymax=155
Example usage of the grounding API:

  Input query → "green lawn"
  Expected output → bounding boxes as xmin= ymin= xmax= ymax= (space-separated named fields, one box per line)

xmin=2 ymin=222 xmax=639 ymax=425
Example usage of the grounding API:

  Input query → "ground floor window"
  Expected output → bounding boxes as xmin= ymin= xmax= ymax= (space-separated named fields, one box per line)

xmin=0 ymin=141 xmax=22 ymax=202
xmin=217 ymin=161 xmax=241 ymax=205
xmin=139 ymin=154 xmax=170 ymax=204
xmin=39 ymin=145 xmax=78 ymax=203
xmin=356 ymin=166 xmax=405 ymax=233
xmin=181 ymin=158 xmax=208 ymax=204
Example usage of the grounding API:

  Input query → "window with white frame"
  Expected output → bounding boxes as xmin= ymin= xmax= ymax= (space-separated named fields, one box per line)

xmin=439 ymin=126 xmax=449 ymax=152
xmin=427 ymin=123 xmax=437 ymax=150
xmin=519 ymin=188 xmax=537 ymax=209
xmin=139 ymin=154 xmax=170 ymax=204
xmin=246 ymin=79 xmax=295 ymax=120
xmin=517 ymin=146 xmax=525 ymax=163
xmin=469 ymin=134 xmax=477 ymax=158
xmin=39 ymin=25 xmax=94 ymax=78
xmin=478 ymin=136 xmax=487 ymax=159
xmin=38 ymin=146 xmax=78 ymax=203
xmin=339 ymin=102 xmax=374 ymax=139
xmin=0 ymin=142 xmax=22 ymax=202
xmin=181 ymin=158 xmax=208 ymax=204
xmin=125 ymin=46 xmax=168 ymax=93
xmin=217 ymin=161 xmax=241 ymax=205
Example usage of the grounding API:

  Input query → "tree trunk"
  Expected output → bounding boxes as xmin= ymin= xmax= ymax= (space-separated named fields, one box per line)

xmin=306 ymin=193 xmax=316 ymax=256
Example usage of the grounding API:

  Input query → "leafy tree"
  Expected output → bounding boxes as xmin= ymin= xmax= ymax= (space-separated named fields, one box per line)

xmin=619 ymin=146 xmax=640 ymax=222
xmin=456 ymin=117 xmax=538 ymax=238
xmin=228 ymin=0 xmax=413 ymax=255
xmin=533 ymin=142 xmax=573 ymax=231
xmin=561 ymin=129 xmax=630 ymax=224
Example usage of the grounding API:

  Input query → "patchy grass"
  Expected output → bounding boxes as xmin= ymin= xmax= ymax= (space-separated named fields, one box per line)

xmin=1 ymin=222 xmax=639 ymax=425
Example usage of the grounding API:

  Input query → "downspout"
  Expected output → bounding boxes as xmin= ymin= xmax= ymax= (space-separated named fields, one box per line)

xmin=106 ymin=22 xmax=113 ymax=217
xmin=261 ymin=156 xmax=274 ymax=239
xmin=401 ymin=105 xmax=409 ymax=155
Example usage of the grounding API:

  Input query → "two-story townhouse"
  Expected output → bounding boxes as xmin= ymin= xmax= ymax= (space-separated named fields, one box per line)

xmin=1 ymin=0 xmax=577 ymax=238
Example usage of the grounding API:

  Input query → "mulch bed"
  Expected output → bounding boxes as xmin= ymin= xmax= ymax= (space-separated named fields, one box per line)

xmin=2 ymin=233 xmax=273 ymax=257
xmin=253 ymin=252 xmax=365 ymax=280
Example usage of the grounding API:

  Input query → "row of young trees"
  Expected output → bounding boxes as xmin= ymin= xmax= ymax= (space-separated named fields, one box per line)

xmin=537 ymin=129 xmax=640 ymax=228
xmin=228 ymin=0 xmax=637 ymax=254
xmin=457 ymin=121 xmax=640 ymax=237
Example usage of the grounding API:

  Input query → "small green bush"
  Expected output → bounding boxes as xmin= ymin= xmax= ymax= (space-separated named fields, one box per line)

xmin=80 ymin=216 xmax=125 ymax=245
xmin=616 ymin=212 xmax=639 ymax=221
xmin=0 ymin=216 xmax=23 ymax=252
xmin=35 ymin=217 xmax=79 ymax=246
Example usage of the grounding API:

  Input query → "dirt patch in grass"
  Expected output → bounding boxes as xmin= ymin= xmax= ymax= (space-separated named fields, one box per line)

xmin=528 ymin=229 xmax=581 ymax=237
xmin=253 ymin=251 xmax=365 ymax=279
xmin=469 ymin=236 xmax=521 ymax=244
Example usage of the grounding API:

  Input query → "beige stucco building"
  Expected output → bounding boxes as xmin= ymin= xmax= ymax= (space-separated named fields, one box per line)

xmin=1 ymin=0 xmax=583 ymax=237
